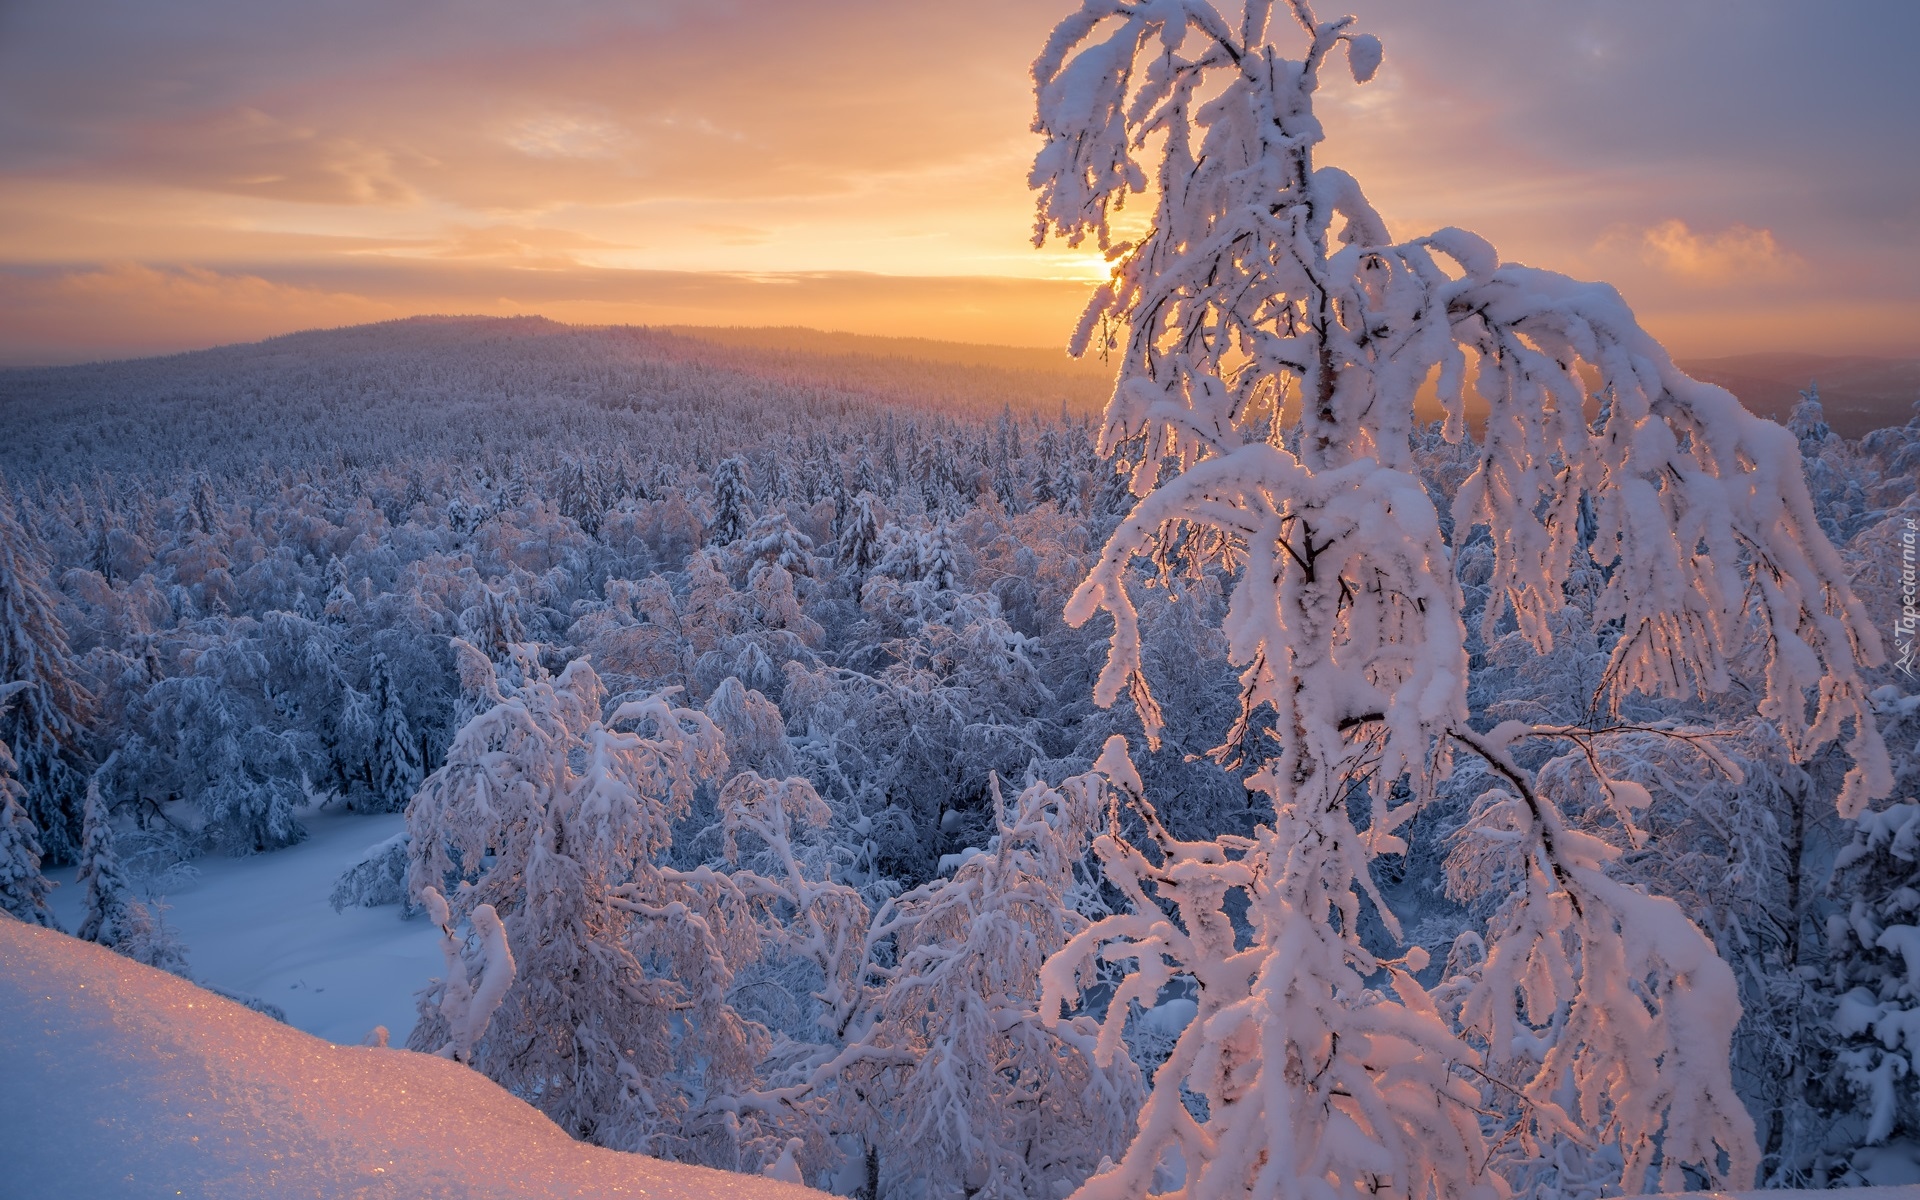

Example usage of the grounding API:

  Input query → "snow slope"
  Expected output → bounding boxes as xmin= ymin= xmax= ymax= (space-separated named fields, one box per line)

xmin=45 ymin=808 xmax=441 ymax=1045
xmin=0 ymin=918 xmax=826 ymax=1200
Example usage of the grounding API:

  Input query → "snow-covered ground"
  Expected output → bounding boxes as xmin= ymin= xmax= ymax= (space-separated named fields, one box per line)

xmin=45 ymin=807 xmax=439 ymax=1045
xmin=0 ymin=918 xmax=823 ymax=1199
xmin=8 ymin=888 xmax=1920 ymax=1199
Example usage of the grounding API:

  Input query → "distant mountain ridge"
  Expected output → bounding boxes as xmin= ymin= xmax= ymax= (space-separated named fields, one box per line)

xmin=1677 ymin=353 xmax=1920 ymax=438
xmin=2 ymin=318 xmax=1912 ymax=468
xmin=0 ymin=315 xmax=1118 ymax=481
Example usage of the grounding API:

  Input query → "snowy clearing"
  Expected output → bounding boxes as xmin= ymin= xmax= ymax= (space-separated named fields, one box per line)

xmin=0 ymin=918 xmax=827 ymax=1199
xmin=44 ymin=807 xmax=439 ymax=1045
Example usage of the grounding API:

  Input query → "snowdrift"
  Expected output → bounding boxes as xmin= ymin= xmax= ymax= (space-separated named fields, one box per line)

xmin=0 ymin=918 xmax=824 ymax=1200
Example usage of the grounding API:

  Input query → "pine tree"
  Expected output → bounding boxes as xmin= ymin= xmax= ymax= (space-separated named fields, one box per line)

xmin=0 ymin=690 xmax=55 ymax=927
xmin=1054 ymin=458 xmax=1083 ymax=516
xmin=0 ymin=484 xmax=94 ymax=862
xmin=1789 ymin=383 xmax=1834 ymax=453
xmin=321 ymin=554 xmax=355 ymax=624
xmin=918 ymin=524 xmax=958 ymax=593
xmin=68 ymin=771 xmax=188 ymax=971
xmin=371 ymin=652 xmax=425 ymax=812
xmin=1822 ymin=804 xmax=1920 ymax=1177
xmin=837 ymin=491 xmax=884 ymax=580
xmin=75 ymin=777 xmax=133 ymax=945
xmin=710 ymin=456 xmax=755 ymax=546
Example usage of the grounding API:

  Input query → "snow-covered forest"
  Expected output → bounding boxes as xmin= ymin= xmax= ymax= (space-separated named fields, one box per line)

xmin=2 ymin=1 xmax=1919 ymax=1198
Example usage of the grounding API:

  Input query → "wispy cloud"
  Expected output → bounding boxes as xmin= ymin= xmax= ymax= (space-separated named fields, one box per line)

xmin=502 ymin=114 xmax=633 ymax=161
xmin=1611 ymin=219 xmax=1802 ymax=284
xmin=0 ymin=0 xmax=1914 ymax=361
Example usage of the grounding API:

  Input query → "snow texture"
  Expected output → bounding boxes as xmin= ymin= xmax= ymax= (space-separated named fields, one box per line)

xmin=0 ymin=917 xmax=828 ymax=1200
xmin=47 ymin=807 xmax=442 ymax=1045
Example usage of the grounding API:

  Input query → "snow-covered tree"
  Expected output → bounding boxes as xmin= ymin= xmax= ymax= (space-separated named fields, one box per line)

xmin=839 ymin=491 xmax=884 ymax=581
xmin=1822 ymin=803 xmax=1920 ymax=1180
xmin=134 ymin=632 xmax=308 ymax=853
xmin=705 ymin=676 xmax=794 ymax=779
xmin=416 ymin=884 xmax=516 ymax=1064
xmin=0 ymin=684 xmax=55 ymax=926
xmin=75 ymin=775 xmax=136 ymax=946
xmin=0 ymin=485 xmax=94 ymax=861
xmin=330 ymin=830 xmax=415 ymax=914
xmin=846 ymin=761 xmax=1143 ymax=1200
xmin=711 ymin=456 xmax=755 ymax=546
xmin=458 ymin=584 xmax=525 ymax=663
xmin=1028 ymin=2 xmax=1889 ymax=1196
xmin=405 ymin=646 xmax=767 ymax=1162
xmin=74 ymin=774 xmax=188 ymax=974
xmin=741 ymin=512 xmax=818 ymax=580
xmin=369 ymin=652 xmax=424 ymax=811
xmin=1789 ymin=383 xmax=1834 ymax=455
xmin=918 ymin=525 xmax=958 ymax=593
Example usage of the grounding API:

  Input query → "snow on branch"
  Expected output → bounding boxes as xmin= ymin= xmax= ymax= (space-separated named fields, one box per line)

xmin=1029 ymin=0 xmax=1888 ymax=1194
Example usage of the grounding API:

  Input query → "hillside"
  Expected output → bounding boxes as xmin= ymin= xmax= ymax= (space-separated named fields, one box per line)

xmin=1679 ymin=353 xmax=1920 ymax=437
xmin=0 ymin=918 xmax=828 ymax=1198
xmin=3 ymin=319 xmax=1910 ymax=484
xmin=0 ymin=316 xmax=1113 ymax=483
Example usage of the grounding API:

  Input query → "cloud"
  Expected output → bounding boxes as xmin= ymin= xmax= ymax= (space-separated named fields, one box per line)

xmin=1640 ymin=220 xmax=1799 ymax=283
xmin=502 ymin=114 xmax=632 ymax=161
xmin=108 ymin=108 xmax=419 ymax=206
xmin=1605 ymin=219 xmax=1803 ymax=284
xmin=0 ymin=0 xmax=1915 ymax=359
xmin=0 ymin=263 xmax=403 ymax=363
xmin=411 ymin=224 xmax=634 ymax=268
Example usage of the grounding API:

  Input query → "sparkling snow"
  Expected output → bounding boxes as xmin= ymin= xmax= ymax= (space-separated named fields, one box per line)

xmin=0 ymin=917 xmax=827 ymax=1199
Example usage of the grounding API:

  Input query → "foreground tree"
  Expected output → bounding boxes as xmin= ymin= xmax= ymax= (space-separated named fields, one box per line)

xmin=1029 ymin=3 xmax=1890 ymax=1198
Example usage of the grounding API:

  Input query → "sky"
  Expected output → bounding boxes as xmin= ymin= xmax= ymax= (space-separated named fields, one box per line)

xmin=0 ymin=0 xmax=1915 ymax=365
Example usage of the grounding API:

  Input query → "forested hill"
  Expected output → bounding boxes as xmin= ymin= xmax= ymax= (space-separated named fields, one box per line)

xmin=1682 ymin=352 xmax=1920 ymax=437
xmin=4 ymin=316 xmax=1910 ymax=486
xmin=0 ymin=316 xmax=1115 ymax=483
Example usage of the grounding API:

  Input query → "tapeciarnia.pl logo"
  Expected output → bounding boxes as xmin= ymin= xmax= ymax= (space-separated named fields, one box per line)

xmin=1897 ymin=514 xmax=1918 ymax=677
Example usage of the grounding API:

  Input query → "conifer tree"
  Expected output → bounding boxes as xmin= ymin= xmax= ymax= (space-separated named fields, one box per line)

xmin=1822 ymin=803 xmax=1920 ymax=1172
xmin=710 ymin=456 xmax=755 ymax=546
xmin=838 ymin=491 xmax=884 ymax=580
xmin=0 ymin=686 xmax=55 ymax=927
xmin=0 ymin=484 xmax=94 ymax=862
xmin=75 ymin=777 xmax=133 ymax=945
xmin=371 ymin=652 xmax=425 ymax=811
xmin=918 ymin=524 xmax=958 ymax=593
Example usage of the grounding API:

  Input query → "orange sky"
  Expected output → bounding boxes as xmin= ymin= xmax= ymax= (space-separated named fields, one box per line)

xmin=1 ymin=0 xmax=1916 ymax=366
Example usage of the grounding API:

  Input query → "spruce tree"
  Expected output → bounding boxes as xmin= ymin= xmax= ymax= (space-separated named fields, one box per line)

xmin=0 ymin=486 xmax=94 ymax=862
xmin=0 ymin=697 xmax=55 ymax=927
xmin=837 ymin=491 xmax=883 ymax=581
xmin=372 ymin=652 xmax=425 ymax=811
xmin=75 ymin=777 xmax=135 ymax=946
xmin=709 ymin=456 xmax=754 ymax=546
